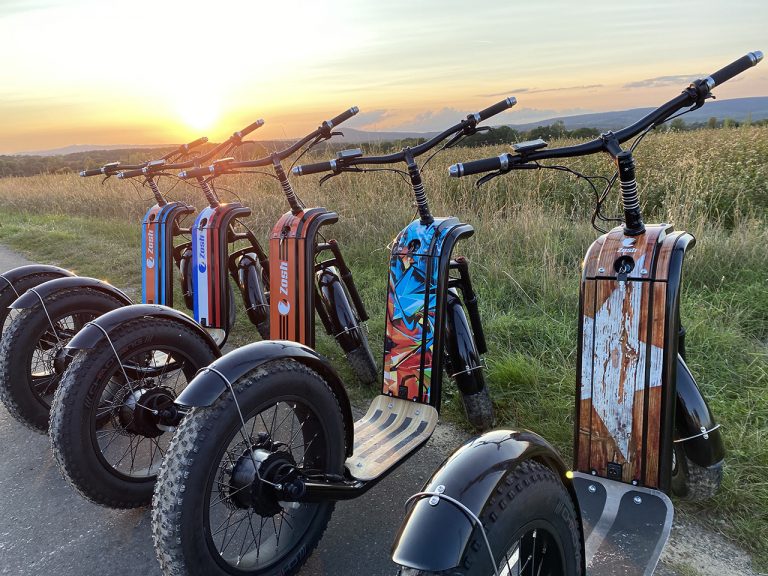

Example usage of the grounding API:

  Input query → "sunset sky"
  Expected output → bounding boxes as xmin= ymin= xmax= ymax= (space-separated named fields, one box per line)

xmin=0 ymin=0 xmax=766 ymax=154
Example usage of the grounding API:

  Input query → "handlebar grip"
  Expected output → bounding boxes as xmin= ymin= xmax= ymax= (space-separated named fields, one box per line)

xmin=179 ymin=166 xmax=215 ymax=179
xmin=79 ymin=167 xmax=105 ymax=177
xmin=707 ymin=51 xmax=763 ymax=88
xmin=292 ymin=160 xmax=338 ymax=176
xmin=183 ymin=137 xmax=208 ymax=151
xmin=449 ymin=154 xmax=511 ymax=177
xmin=326 ymin=106 xmax=359 ymax=128
xmin=236 ymin=119 xmax=265 ymax=138
xmin=117 ymin=168 xmax=146 ymax=179
xmin=472 ymin=97 xmax=517 ymax=123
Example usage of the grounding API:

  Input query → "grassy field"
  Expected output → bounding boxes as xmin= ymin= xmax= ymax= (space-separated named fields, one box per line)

xmin=0 ymin=126 xmax=766 ymax=569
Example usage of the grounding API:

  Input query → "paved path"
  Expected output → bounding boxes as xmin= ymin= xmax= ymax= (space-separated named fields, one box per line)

xmin=0 ymin=244 xmax=466 ymax=575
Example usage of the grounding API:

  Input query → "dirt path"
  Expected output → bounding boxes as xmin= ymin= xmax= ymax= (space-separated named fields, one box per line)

xmin=0 ymin=244 xmax=761 ymax=575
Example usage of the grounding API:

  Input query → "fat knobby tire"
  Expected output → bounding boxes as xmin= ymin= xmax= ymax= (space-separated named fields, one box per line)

xmin=346 ymin=329 xmax=379 ymax=386
xmin=671 ymin=444 xmax=724 ymax=501
xmin=0 ymin=287 xmax=124 ymax=433
xmin=399 ymin=460 xmax=583 ymax=576
xmin=49 ymin=317 xmax=218 ymax=508
xmin=152 ymin=359 xmax=346 ymax=576
xmin=0 ymin=271 xmax=62 ymax=330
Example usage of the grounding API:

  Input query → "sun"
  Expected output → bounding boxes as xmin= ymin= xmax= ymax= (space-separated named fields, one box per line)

xmin=176 ymin=93 xmax=221 ymax=133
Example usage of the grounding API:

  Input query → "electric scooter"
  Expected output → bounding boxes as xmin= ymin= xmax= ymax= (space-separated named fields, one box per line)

xmin=150 ymin=97 xmax=515 ymax=576
xmin=48 ymin=110 xmax=371 ymax=510
xmin=390 ymin=51 xmax=762 ymax=576
xmin=0 ymin=136 xmax=213 ymax=432
xmin=178 ymin=105 xmax=377 ymax=384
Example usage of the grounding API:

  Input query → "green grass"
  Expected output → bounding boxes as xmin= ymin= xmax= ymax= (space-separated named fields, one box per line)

xmin=0 ymin=125 xmax=766 ymax=567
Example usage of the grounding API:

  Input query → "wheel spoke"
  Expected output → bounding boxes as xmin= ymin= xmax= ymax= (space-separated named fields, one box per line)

xmin=203 ymin=392 xmax=331 ymax=571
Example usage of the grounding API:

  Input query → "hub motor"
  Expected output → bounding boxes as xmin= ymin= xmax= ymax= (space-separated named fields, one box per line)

xmin=118 ymin=386 xmax=176 ymax=438
xmin=226 ymin=441 xmax=298 ymax=515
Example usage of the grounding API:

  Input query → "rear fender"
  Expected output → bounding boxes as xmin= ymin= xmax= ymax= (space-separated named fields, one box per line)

xmin=10 ymin=277 xmax=132 ymax=309
xmin=0 ymin=264 xmax=74 ymax=294
xmin=175 ymin=340 xmax=355 ymax=457
xmin=65 ymin=304 xmax=220 ymax=355
xmin=391 ymin=429 xmax=572 ymax=573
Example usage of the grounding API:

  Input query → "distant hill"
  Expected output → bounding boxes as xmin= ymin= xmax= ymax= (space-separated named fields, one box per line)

xmin=17 ymin=143 xmax=171 ymax=157
xmin=7 ymin=97 xmax=767 ymax=163
xmin=504 ymin=97 xmax=768 ymax=132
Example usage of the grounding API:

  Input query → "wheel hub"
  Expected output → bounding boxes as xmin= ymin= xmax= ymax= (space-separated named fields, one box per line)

xmin=227 ymin=442 xmax=297 ymax=515
xmin=118 ymin=386 xmax=176 ymax=438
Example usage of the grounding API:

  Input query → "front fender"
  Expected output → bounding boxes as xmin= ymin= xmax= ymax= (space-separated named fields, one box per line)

xmin=65 ymin=304 xmax=220 ymax=355
xmin=0 ymin=264 xmax=74 ymax=291
xmin=391 ymin=429 xmax=570 ymax=573
xmin=676 ymin=355 xmax=725 ymax=467
xmin=10 ymin=277 xmax=132 ymax=309
xmin=175 ymin=340 xmax=355 ymax=457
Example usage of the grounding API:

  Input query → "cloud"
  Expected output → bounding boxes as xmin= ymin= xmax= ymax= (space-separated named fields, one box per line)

xmin=0 ymin=0 xmax=57 ymax=17
xmin=623 ymin=74 xmax=706 ymax=89
xmin=503 ymin=107 xmax=597 ymax=124
xmin=478 ymin=88 xmax=530 ymax=98
xmin=345 ymin=109 xmax=394 ymax=129
xmin=477 ymin=84 xmax=602 ymax=98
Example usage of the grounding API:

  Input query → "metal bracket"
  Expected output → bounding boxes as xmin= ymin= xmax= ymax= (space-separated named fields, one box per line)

xmin=674 ymin=424 xmax=721 ymax=443
xmin=404 ymin=489 xmax=500 ymax=576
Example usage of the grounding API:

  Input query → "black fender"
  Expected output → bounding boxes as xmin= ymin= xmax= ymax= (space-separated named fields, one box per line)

xmin=178 ymin=245 xmax=194 ymax=310
xmin=316 ymin=267 xmax=361 ymax=352
xmin=9 ymin=277 xmax=132 ymax=310
xmin=675 ymin=354 xmax=725 ymax=467
xmin=175 ymin=340 xmax=355 ymax=457
xmin=391 ymin=429 xmax=572 ymax=573
xmin=444 ymin=289 xmax=485 ymax=395
xmin=0 ymin=264 xmax=74 ymax=293
xmin=65 ymin=304 xmax=221 ymax=356
xmin=236 ymin=252 xmax=270 ymax=327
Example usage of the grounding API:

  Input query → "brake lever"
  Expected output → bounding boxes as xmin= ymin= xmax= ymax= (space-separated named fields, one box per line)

xmin=331 ymin=130 xmax=344 ymax=138
xmin=475 ymin=170 xmax=506 ymax=187
xmin=319 ymin=172 xmax=340 ymax=186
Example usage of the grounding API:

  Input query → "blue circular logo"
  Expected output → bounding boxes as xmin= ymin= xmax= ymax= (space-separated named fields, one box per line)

xmin=198 ymin=262 xmax=207 ymax=273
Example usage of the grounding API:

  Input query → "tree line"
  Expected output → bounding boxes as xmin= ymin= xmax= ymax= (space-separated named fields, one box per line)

xmin=2 ymin=117 xmax=765 ymax=178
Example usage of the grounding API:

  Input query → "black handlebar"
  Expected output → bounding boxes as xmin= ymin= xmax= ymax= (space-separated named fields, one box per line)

xmin=448 ymin=52 xmax=762 ymax=177
xmin=161 ymin=136 xmax=209 ymax=160
xmin=80 ymin=166 xmax=112 ymax=177
xmin=81 ymin=135 xmax=210 ymax=178
xmin=178 ymin=165 xmax=215 ymax=179
xmin=291 ymin=97 xmax=517 ymax=175
xmin=292 ymin=160 xmax=338 ymax=176
xmin=708 ymin=51 xmax=763 ymax=88
xmin=473 ymin=97 xmax=517 ymax=123
xmin=449 ymin=155 xmax=509 ymax=177
xmin=178 ymin=107 xmax=360 ymax=178
xmin=236 ymin=119 xmax=265 ymax=138
xmin=180 ymin=137 xmax=208 ymax=151
xmin=117 ymin=168 xmax=146 ymax=178
xmin=326 ymin=107 xmax=359 ymax=129
xmin=80 ymin=161 xmax=140 ymax=177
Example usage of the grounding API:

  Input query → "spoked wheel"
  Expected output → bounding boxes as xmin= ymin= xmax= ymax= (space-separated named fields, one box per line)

xmin=0 ymin=287 xmax=124 ymax=432
xmin=153 ymin=359 xmax=345 ymax=576
xmin=399 ymin=460 xmax=583 ymax=576
xmin=49 ymin=317 xmax=219 ymax=508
